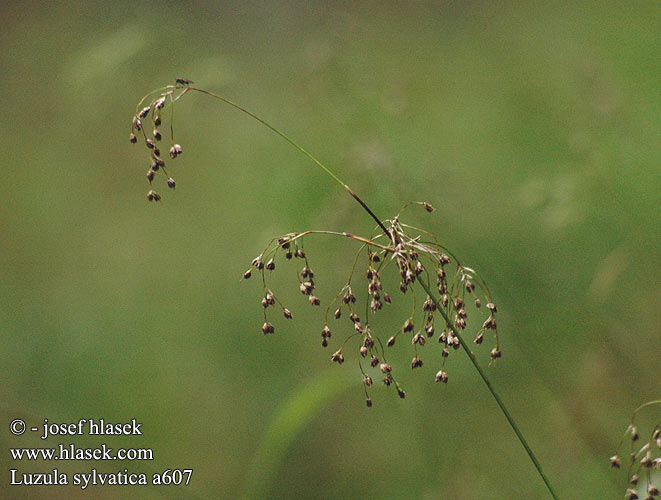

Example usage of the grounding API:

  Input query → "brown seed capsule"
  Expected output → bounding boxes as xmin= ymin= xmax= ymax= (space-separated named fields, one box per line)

xmin=383 ymin=293 xmax=391 ymax=303
xmin=146 ymin=139 xmax=155 ymax=149
xmin=630 ymin=474 xmax=638 ymax=485
xmin=321 ymin=338 xmax=328 ymax=347
xmin=146 ymin=169 xmax=155 ymax=183
xmin=309 ymin=296 xmax=320 ymax=306
xmin=173 ymin=144 xmax=183 ymax=155
xmin=169 ymin=146 xmax=178 ymax=159
xmin=147 ymin=190 xmax=161 ymax=202
xmin=167 ymin=177 xmax=176 ymax=189
xmin=370 ymin=356 xmax=379 ymax=368
xmin=435 ymin=370 xmax=449 ymax=383
xmin=359 ymin=346 xmax=368 ymax=357
xmin=266 ymin=259 xmax=275 ymax=270
xmin=261 ymin=298 xmax=269 ymax=308
xmin=321 ymin=325 xmax=331 ymax=338
xmin=474 ymin=332 xmax=484 ymax=344
xmin=130 ymin=133 xmax=137 ymax=144
xmin=411 ymin=357 xmax=423 ymax=369
xmin=403 ymin=318 xmax=414 ymax=332
xmin=439 ymin=254 xmax=451 ymax=265
xmin=490 ymin=347 xmax=502 ymax=359
xmin=442 ymin=347 xmax=449 ymax=358
xmin=154 ymin=115 xmax=161 ymax=126
xmin=252 ymin=257 xmax=264 ymax=270
xmin=365 ymin=398 xmax=373 ymax=408
xmin=285 ymin=250 xmax=293 ymax=259
xmin=266 ymin=292 xmax=275 ymax=305
xmin=625 ymin=489 xmax=638 ymax=500
xmin=475 ymin=298 xmax=482 ymax=308
xmin=380 ymin=363 xmax=391 ymax=373
xmin=425 ymin=325 xmax=435 ymax=337
xmin=647 ymin=486 xmax=659 ymax=496
xmin=153 ymin=156 xmax=165 ymax=167
xmin=364 ymin=374 xmax=373 ymax=387
xmin=154 ymin=96 xmax=166 ymax=109
xmin=262 ymin=322 xmax=274 ymax=334
xmin=138 ymin=106 xmax=151 ymax=119
xmin=397 ymin=388 xmax=406 ymax=399
xmin=153 ymin=129 xmax=162 ymax=141
xmin=334 ymin=308 xmax=341 ymax=320
xmin=486 ymin=302 xmax=498 ymax=313
xmin=153 ymin=147 xmax=161 ymax=157
xmin=412 ymin=333 xmax=426 ymax=346
xmin=283 ymin=308 xmax=292 ymax=319
xmin=331 ymin=351 xmax=344 ymax=364
xmin=300 ymin=282 xmax=313 ymax=295
xmin=132 ymin=116 xmax=142 ymax=130
xmin=387 ymin=336 xmax=396 ymax=347
xmin=243 ymin=270 xmax=252 ymax=280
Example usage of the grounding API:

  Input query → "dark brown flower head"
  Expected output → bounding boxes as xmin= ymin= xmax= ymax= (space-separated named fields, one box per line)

xmin=262 ymin=322 xmax=275 ymax=335
xmin=147 ymin=190 xmax=160 ymax=202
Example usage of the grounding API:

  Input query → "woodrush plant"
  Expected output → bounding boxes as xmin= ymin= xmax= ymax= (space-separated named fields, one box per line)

xmin=130 ymin=80 xmax=559 ymax=499
xmin=610 ymin=401 xmax=661 ymax=500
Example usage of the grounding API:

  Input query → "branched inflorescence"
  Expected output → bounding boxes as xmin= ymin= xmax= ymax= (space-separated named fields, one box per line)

xmin=130 ymin=80 xmax=500 ymax=407
xmin=242 ymin=203 xmax=500 ymax=406
xmin=129 ymin=79 xmax=193 ymax=200
xmin=610 ymin=401 xmax=661 ymax=500
xmin=130 ymin=81 xmax=568 ymax=500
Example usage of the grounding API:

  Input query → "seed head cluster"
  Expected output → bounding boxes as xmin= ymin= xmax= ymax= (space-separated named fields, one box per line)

xmin=243 ymin=202 xmax=501 ymax=407
xmin=130 ymin=80 xmax=192 ymax=201
xmin=611 ymin=404 xmax=661 ymax=500
xmin=131 ymin=83 xmax=502 ymax=408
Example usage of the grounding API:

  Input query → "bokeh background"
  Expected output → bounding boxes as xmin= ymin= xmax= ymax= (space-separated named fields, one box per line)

xmin=1 ymin=1 xmax=659 ymax=499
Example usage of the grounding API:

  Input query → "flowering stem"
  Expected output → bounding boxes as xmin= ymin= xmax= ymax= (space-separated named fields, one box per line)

xmin=184 ymin=86 xmax=559 ymax=499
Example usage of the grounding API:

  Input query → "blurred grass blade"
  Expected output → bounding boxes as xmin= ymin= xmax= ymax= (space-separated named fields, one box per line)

xmin=241 ymin=370 xmax=355 ymax=500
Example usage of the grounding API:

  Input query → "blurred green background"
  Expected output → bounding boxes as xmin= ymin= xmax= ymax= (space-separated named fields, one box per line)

xmin=1 ymin=1 xmax=659 ymax=499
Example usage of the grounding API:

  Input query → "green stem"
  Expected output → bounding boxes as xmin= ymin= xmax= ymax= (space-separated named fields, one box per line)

xmin=187 ymin=87 xmax=393 ymax=240
xmin=417 ymin=279 xmax=560 ymax=500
